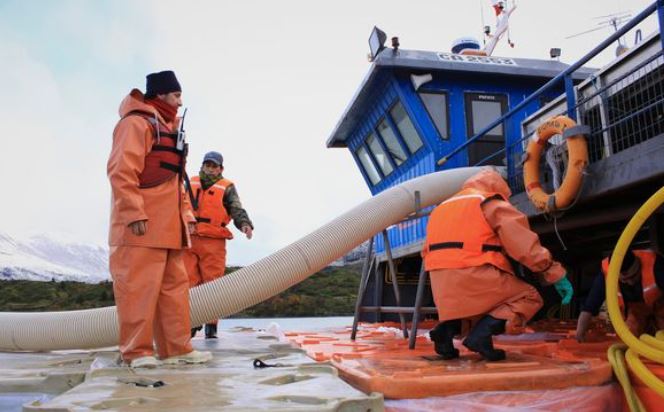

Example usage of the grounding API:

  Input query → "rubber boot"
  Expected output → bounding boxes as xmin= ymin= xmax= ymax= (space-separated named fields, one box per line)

xmin=190 ymin=325 xmax=202 ymax=338
xmin=463 ymin=315 xmax=507 ymax=361
xmin=429 ymin=320 xmax=461 ymax=359
xmin=205 ymin=323 xmax=218 ymax=339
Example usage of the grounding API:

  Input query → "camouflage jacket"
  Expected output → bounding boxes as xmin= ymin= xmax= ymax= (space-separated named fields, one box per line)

xmin=223 ymin=184 xmax=253 ymax=230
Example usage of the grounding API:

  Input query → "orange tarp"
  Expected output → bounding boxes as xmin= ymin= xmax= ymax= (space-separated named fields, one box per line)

xmin=286 ymin=320 xmax=617 ymax=401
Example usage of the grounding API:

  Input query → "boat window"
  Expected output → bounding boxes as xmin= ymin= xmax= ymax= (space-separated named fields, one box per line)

xmin=389 ymin=102 xmax=423 ymax=154
xmin=470 ymin=100 xmax=503 ymax=135
xmin=419 ymin=91 xmax=449 ymax=139
xmin=366 ymin=132 xmax=394 ymax=176
xmin=356 ymin=145 xmax=381 ymax=185
xmin=376 ymin=119 xmax=407 ymax=165
xmin=464 ymin=93 xmax=508 ymax=166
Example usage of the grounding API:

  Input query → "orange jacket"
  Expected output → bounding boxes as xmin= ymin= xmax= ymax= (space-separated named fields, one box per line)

xmin=602 ymin=250 xmax=662 ymax=307
xmin=422 ymin=169 xmax=565 ymax=284
xmin=108 ymin=89 xmax=195 ymax=249
xmin=423 ymin=187 xmax=513 ymax=274
xmin=189 ymin=176 xmax=234 ymax=239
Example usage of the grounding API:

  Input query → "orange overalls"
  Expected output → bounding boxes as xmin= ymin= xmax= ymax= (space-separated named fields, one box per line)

xmin=422 ymin=169 xmax=565 ymax=333
xmin=183 ymin=176 xmax=234 ymax=326
xmin=108 ymin=89 xmax=195 ymax=362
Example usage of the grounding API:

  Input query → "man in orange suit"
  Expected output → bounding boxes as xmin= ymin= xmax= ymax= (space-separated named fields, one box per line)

xmin=185 ymin=151 xmax=253 ymax=339
xmin=108 ymin=70 xmax=212 ymax=368
xmin=422 ymin=168 xmax=572 ymax=361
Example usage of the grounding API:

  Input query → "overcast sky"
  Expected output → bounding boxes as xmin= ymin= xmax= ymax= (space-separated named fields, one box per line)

xmin=0 ymin=0 xmax=657 ymax=265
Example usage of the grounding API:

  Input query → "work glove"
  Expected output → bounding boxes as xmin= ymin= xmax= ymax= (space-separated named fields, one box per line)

xmin=554 ymin=275 xmax=574 ymax=305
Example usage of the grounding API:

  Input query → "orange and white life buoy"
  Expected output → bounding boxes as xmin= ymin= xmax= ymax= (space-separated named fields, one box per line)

xmin=523 ymin=115 xmax=588 ymax=212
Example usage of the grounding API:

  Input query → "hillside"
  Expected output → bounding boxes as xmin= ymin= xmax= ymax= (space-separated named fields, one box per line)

xmin=0 ymin=264 xmax=361 ymax=316
xmin=0 ymin=232 xmax=109 ymax=283
xmin=232 ymin=264 xmax=361 ymax=317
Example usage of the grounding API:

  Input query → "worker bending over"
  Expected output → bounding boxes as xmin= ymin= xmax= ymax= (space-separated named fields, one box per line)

xmin=576 ymin=248 xmax=664 ymax=342
xmin=422 ymin=168 xmax=573 ymax=361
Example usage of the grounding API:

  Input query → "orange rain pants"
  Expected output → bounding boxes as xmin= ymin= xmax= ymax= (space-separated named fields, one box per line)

xmin=183 ymin=235 xmax=227 ymax=326
xmin=430 ymin=266 xmax=543 ymax=333
xmin=110 ymin=246 xmax=193 ymax=361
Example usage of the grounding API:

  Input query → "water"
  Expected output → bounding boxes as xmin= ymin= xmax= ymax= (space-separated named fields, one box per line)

xmin=221 ymin=316 xmax=354 ymax=331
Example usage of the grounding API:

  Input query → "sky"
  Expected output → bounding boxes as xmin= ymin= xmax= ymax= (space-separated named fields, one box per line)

xmin=0 ymin=0 xmax=657 ymax=265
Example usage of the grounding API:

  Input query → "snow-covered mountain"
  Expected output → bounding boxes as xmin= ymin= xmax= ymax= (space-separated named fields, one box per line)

xmin=0 ymin=232 xmax=109 ymax=283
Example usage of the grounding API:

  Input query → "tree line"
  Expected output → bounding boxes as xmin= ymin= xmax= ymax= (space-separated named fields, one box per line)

xmin=0 ymin=264 xmax=361 ymax=316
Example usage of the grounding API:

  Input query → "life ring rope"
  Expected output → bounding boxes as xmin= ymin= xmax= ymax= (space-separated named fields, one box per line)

xmin=522 ymin=115 xmax=589 ymax=213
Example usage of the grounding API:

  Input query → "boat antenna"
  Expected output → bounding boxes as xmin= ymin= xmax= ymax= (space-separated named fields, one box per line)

xmin=480 ymin=0 xmax=487 ymax=45
xmin=565 ymin=11 xmax=632 ymax=55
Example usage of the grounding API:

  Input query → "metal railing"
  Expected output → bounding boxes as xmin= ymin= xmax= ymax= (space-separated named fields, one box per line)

xmin=507 ymin=48 xmax=664 ymax=194
xmin=436 ymin=1 xmax=664 ymax=194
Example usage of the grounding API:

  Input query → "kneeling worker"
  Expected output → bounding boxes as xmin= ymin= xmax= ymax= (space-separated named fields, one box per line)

xmin=576 ymin=248 xmax=664 ymax=342
xmin=184 ymin=151 xmax=254 ymax=338
xmin=422 ymin=168 xmax=572 ymax=361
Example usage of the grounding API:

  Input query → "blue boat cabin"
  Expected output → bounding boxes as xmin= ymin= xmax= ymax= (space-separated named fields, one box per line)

xmin=327 ymin=47 xmax=591 ymax=260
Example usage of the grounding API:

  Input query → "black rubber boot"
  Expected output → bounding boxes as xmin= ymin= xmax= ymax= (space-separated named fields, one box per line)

xmin=205 ymin=324 xmax=218 ymax=339
xmin=190 ymin=325 xmax=202 ymax=338
xmin=463 ymin=315 xmax=507 ymax=361
xmin=429 ymin=320 xmax=461 ymax=359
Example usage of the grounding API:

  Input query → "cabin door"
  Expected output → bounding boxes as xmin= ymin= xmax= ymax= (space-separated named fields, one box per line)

xmin=464 ymin=92 xmax=508 ymax=166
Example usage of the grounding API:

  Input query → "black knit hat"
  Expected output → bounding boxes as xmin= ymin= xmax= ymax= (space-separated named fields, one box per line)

xmin=145 ymin=71 xmax=181 ymax=98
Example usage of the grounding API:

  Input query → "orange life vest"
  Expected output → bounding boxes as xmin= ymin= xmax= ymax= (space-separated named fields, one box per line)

xmin=125 ymin=110 xmax=186 ymax=188
xmin=602 ymin=250 xmax=661 ymax=308
xmin=190 ymin=176 xmax=234 ymax=239
xmin=422 ymin=188 xmax=513 ymax=274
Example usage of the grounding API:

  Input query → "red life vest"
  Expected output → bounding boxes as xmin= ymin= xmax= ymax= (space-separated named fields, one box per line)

xmin=190 ymin=176 xmax=234 ymax=239
xmin=124 ymin=110 xmax=186 ymax=188
xmin=602 ymin=250 xmax=661 ymax=308
xmin=422 ymin=187 xmax=513 ymax=274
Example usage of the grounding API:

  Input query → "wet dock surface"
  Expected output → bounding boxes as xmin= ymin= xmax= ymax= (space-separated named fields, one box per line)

xmin=0 ymin=327 xmax=383 ymax=412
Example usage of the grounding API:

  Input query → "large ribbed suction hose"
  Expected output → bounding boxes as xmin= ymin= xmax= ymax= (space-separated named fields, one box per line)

xmin=0 ymin=167 xmax=481 ymax=351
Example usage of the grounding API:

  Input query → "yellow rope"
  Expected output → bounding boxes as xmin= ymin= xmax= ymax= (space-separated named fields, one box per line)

xmin=608 ymin=343 xmax=645 ymax=412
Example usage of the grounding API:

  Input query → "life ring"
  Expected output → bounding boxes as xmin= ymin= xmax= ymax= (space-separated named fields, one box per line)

xmin=523 ymin=115 xmax=588 ymax=212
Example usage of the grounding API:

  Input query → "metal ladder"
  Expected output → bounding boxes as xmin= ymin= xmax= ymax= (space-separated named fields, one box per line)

xmin=350 ymin=192 xmax=437 ymax=349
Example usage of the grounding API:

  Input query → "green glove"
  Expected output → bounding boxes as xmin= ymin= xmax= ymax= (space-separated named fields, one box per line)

xmin=554 ymin=275 xmax=574 ymax=305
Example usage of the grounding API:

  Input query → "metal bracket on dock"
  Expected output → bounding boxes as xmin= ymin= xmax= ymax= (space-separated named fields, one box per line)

xmin=562 ymin=125 xmax=591 ymax=139
xmin=350 ymin=190 xmax=435 ymax=349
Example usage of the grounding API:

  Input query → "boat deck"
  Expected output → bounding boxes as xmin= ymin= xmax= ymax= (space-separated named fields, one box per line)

xmin=286 ymin=319 xmax=627 ymax=410
xmin=0 ymin=319 xmax=648 ymax=411
xmin=0 ymin=327 xmax=382 ymax=412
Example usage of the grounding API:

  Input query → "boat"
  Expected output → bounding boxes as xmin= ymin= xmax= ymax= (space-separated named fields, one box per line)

xmin=323 ymin=0 xmax=664 ymax=409
xmin=1 ymin=1 xmax=664 ymax=411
